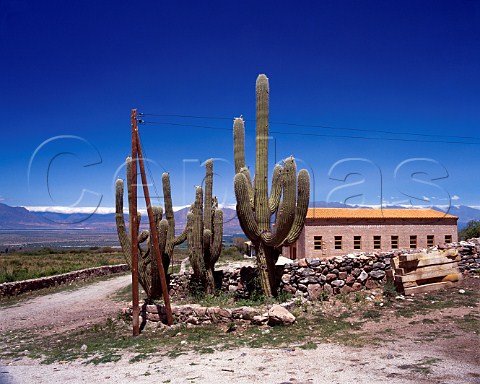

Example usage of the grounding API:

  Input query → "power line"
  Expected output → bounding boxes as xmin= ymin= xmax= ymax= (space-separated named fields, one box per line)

xmin=140 ymin=120 xmax=480 ymax=145
xmin=138 ymin=112 xmax=480 ymax=141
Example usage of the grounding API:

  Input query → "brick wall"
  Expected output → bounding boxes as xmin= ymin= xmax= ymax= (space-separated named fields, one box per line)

xmin=283 ymin=217 xmax=458 ymax=259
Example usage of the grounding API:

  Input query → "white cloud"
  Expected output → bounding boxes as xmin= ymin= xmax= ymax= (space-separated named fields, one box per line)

xmin=22 ymin=204 xmax=204 ymax=215
xmin=451 ymin=195 xmax=460 ymax=201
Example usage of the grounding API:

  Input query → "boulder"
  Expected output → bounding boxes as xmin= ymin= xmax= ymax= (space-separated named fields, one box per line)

xmin=267 ymin=305 xmax=296 ymax=326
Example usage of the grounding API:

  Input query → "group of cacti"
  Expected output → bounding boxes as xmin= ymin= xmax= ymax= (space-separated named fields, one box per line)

xmin=116 ymin=74 xmax=310 ymax=299
xmin=116 ymin=158 xmax=223 ymax=299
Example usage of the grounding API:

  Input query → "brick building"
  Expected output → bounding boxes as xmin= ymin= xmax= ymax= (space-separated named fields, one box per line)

xmin=283 ymin=208 xmax=458 ymax=259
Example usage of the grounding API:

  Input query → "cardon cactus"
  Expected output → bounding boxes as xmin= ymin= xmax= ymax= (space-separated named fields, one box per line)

xmin=115 ymin=157 xmax=187 ymax=300
xmin=233 ymin=74 xmax=310 ymax=296
xmin=186 ymin=159 xmax=223 ymax=293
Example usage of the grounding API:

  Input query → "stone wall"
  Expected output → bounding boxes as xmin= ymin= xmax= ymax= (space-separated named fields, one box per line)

xmin=169 ymin=239 xmax=480 ymax=302
xmin=0 ymin=264 xmax=129 ymax=297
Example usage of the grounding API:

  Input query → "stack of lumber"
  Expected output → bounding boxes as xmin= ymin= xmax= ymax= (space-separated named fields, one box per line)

xmin=391 ymin=249 xmax=461 ymax=295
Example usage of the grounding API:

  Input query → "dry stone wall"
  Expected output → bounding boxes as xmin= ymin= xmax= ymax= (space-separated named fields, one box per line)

xmin=169 ymin=239 xmax=480 ymax=302
xmin=0 ymin=264 xmax=129 ymax=297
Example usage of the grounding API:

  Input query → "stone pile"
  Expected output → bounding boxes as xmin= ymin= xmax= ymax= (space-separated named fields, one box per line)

xmin=438 ymin=238 xmax=480 ymax=274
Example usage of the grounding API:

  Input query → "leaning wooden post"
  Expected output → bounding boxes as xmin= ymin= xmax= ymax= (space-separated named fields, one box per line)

xmin=135 ymin=129 xmax=174 ymax=326
xmin=130 ymin=108 xmax=140 ymax=336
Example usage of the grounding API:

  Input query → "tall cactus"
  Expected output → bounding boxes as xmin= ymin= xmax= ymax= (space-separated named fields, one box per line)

xmin=233 ymin=74 xmax=310 ymax=296
xmin=186 ymin=159 xmax=223 ymax=293
xmin=115 ymin=157 xmax=187 ymax=300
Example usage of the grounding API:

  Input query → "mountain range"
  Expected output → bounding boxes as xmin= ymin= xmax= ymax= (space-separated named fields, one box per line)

xmin=1 ymin=202 xmax=479 ymax=234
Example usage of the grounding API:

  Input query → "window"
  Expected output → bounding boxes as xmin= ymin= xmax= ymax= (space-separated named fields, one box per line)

xmin=354 ymin=236 xmax=361 ymax=250
xmin=391 ymin=235 xmax=399 ymax=249
xmin=445 ymin=235 xmax=452 ymax=243
xmin=427 ymin=235 xmax=435 ymax=247
xmin=410 ymin=235 xmax=417 ymax=249
xmin=373 ymin=236 xmax=381 ymax=249
xmin=314 ymin=236 xmax=323 ymax=250
xmin=334 ymin=236 xmax=342 ymax=250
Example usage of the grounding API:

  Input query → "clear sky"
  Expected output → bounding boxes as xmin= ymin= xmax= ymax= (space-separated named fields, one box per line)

xmin=1 ymin=0 xmax=479 ymax=214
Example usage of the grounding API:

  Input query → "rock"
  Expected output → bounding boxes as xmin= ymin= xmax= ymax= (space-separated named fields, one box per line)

xmin=282 ymin=284 xmax=297 ymax=294
xmin=357 ymin=270 xmax=369 ymax=282
xmin=267 ymin=305 xmax=296 ymax=326
xmin=298 ymin=258 xmax=308 ymax=267
xmin=331 ymin=279 xmax=345 ymax=288
xmin=228 ymin=285 xmax=238 ymax=292
xmin=301 ymin=268 xmax=316 ymax=277
xmin=338 ymin=271 xmax=348 ymax=280
xmin=369 ymin=270 xmax=386 ymax=280
xmin=352 ymin=268 xmax=361 ymax=277
xmin=252 ymin=315 xmax=269 ymax=325
xmin=365 ymin=279 xmax=379 ymax=289
xmin=351 ymin=282 xmax=363 ymax=292
xmin=307 ymin=284 xmax=323 ymax=300
xmin=232 ymin=307 xmax=260 ymax=321
xmin=297 ymin=283 xmax=308 ymax=292
xmin=372 ymin=262 xmax=385 ymax=270
xmin=307 ymin=259 xmax=321 ymax=268
xmin=281 ymin=273 xmax=292 ymax=284
xmin=326 ymin=273 xmax=337 ymax=282
xmin=346 ymin=275 xmax=356 ymax=286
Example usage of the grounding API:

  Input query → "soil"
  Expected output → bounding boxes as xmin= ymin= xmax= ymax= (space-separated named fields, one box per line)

xmin=1 ymin=275 xmax=479 ymax=384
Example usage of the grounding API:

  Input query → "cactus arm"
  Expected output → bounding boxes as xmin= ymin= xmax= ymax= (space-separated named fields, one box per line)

xmin=269 ymin=164 xmax=283 ymax=213
xmin=233 ymin=117 xmax=246 ymax=173
xmin=261 ymin=157 xmax=296 ymax=246
xmin=204 ymin=159 xmax=213 ymax=232
xmin=255 ymin=74 xmax=270 ymax=233
xmin=210 ymin=208 xmax=223 ymax=265
xmin=234 ymin=117 xmax=255 ymax=208
xmin=234 ymin=172 xmax=260 ymax=241
xmin=115 ymin=179 xmax=132 ymax=263
xmin=283 ymin=169 xmax=310 ymax=246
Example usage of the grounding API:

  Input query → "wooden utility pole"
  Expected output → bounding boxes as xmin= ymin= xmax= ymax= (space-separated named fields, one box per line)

xmin=130 ymin=109 xmax=140 ymax=336
xmin=135 ymin=132 xmax=174 ymax=326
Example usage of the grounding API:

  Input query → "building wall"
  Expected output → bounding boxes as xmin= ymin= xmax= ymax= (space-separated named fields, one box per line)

xmin=283 ymin=218 xmax=458 ymax=259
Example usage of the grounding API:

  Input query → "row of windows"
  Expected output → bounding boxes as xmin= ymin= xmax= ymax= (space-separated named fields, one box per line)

xmin=313 ymin=234 xmax=453 ymax=250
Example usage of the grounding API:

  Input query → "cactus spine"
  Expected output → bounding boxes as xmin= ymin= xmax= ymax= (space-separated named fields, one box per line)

xmin=233 ymin=74 xmax=310 ymax=296
xmin=115 ymin=157 xmax=187 ymax=300
xmin=187 ymin=159 xmax=223 ymax=293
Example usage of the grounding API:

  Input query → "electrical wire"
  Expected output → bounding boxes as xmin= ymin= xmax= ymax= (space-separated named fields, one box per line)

xmin=140 ymin=120 xmax=480 ymax=145
xmin=139 ymin=112 xmax=480 ymax=141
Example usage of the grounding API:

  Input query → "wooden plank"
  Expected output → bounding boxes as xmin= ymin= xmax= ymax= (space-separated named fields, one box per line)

xmin=399 ymin=262 xmax=459 ymax=276
xmin=399 ymin=249 xmax=458 ymax=263
xmin=391 ymin=257 xmax=399 ymax=269
xmin=395 ymin=269 xmax=460 ymax=283
xmin=403 ymin=281 xmax=457 ymax=295
xmin=398 ymin=256 xmax=460 ymax=270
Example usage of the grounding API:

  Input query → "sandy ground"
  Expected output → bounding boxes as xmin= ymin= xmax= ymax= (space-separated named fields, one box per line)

xmin=1 ymin=274 xmax=479 ymax=384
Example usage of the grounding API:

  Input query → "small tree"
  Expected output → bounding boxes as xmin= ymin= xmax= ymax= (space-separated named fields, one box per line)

xmin=459 ymin=220 xmax=480 ymax=241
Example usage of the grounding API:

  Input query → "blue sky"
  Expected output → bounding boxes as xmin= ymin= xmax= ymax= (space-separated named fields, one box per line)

xmin=1 ymin=0 xmax=479 ymax=214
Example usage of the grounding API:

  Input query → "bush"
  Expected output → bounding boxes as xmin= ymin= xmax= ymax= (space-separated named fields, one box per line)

xmin=459 ymin=220 xmax=480 ymax=241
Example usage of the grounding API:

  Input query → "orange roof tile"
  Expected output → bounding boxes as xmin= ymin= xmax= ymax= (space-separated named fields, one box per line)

xmin=306 ymin=208 xmax=457 ymax=220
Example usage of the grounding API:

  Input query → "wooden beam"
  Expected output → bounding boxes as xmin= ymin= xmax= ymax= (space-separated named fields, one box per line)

xmin=130 ymin=108 xmax=140 ymax=336
xmin=135 ymin=130 xmax=174 ymax=326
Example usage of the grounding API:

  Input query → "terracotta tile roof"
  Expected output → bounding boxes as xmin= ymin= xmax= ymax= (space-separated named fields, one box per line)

xmin=306 ymin=208 xmax=457 ymax=220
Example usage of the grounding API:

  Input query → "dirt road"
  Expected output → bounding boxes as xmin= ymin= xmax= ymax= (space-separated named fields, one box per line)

xmin=0 ymin=274 xmax=132 ymax=333
xmin=1 ymin=275 xmax=479 ymax=384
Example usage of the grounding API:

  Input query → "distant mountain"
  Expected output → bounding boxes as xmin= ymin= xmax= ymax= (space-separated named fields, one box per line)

xmin=0 ymin=203 xmax=243 ymax=235
xmin=2 ymin=202 xmax=479 ymax=233
xmin=0 ymin=203 xmax=52 ymax=229
xmin=431 ymin=205 xmax=480 ymax=228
